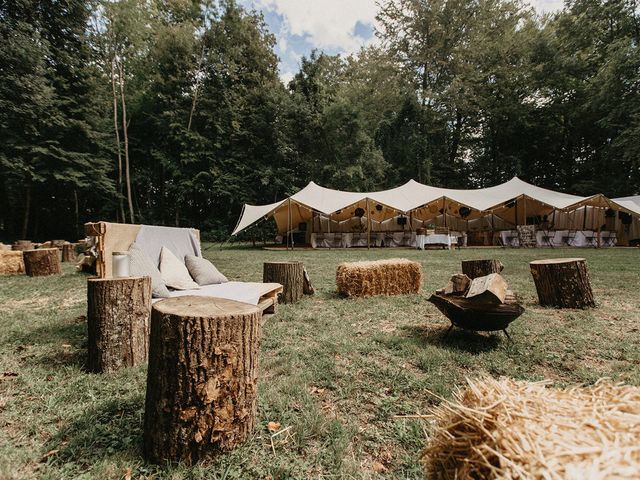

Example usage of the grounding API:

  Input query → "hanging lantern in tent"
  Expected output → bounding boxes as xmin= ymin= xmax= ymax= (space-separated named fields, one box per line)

xmin=355 ymin=207 xmax=365 ymax=218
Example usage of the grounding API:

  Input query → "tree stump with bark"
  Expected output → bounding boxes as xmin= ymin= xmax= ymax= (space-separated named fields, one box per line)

xmin=529 ymin=258 xmax=595 ymax=308
xmin=62 ymin=243 xmax=77 ymax=262
xmin=263 ymin=261 xmax=304 ymax=304
xmin=87 ymin=276 xmax=151 ymax=373
xmin=143 ymin=296 xmax=262 ymax=465
xmin=461 ymin=259 xmax=504 ymax=279
xmin=23 ymin=248 xmax=61 ymax=276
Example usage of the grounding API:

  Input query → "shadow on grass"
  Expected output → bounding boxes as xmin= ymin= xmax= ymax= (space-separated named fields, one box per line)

xmin=404 ymin=324 xmax=504 ymax=353
xmin=44 ymin=394 xmax=145 ymax=467
xmin=7 ymin=316 xmax=87 ymax=370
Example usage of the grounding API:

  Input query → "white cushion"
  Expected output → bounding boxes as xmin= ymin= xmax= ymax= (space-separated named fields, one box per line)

xmin=185 ymin=255 xmax=228 ymax=285
xmin=159 ymin=246 xmax=200 ymax=290
xmin=128 ymin=243 xmax=171 ymax=298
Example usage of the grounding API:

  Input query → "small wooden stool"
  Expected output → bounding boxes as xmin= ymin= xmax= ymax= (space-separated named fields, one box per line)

xmin=530 ymin=258 xmax=595 ymax=308
xmin=263 ymin=261 xmax=305 ymax=303
xmin=144 ymin=296 xmax=262 ymax=465
xmin=23 ymin=248 xmax=61 ymax=276
xmin=461 ymin=259 xmax=504 ymax=279
xmin=86 ymin=276 xmax=152 ymax=373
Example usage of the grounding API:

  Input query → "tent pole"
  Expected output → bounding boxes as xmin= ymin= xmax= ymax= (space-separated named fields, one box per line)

xmin=366 ymin=198 xmax=371 ymax=250
xmin=523 ymin=196 xmax=527 ymax=225
xmin=583 ymin=206 xmax=587 ymax=230
xmin=287 ymin=197 xmax=292 ymax=251
xmin=443 ymin=198 xmax=447 ymax=228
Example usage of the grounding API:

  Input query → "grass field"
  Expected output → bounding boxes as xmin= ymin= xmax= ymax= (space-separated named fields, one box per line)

xmin=1 ymin=246 xmax=639 ymax=479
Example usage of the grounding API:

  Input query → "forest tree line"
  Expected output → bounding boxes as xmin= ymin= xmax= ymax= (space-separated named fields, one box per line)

xmin=1 ymin=0 xmax=639 ymax=241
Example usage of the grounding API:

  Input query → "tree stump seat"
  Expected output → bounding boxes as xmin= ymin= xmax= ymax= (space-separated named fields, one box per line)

xmin=263 ymin=261 xmax=305 ymax=304
xmin=87 ymin=276 xmax=152 ymax=373
xmin=461 ymin=259 xmax=504 ymax=279
xmin=23 ymin=248 xmax=61 ymax=276
xmin=144 ymin=296 xmax=262 ymax=465
xmin=529 ymin=258 xmax=595 ymax=308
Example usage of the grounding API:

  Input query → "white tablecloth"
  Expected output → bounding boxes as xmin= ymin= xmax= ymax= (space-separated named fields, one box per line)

xmin=499 ymin=230 xmax=617 ymax=247
xmin=310 ymin=232 xmax=417 ymax=248
xmin=416 ymin=234 xmax=457 ymax=249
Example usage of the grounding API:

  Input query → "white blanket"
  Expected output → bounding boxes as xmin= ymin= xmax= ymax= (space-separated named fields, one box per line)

xmin=151 ymin=281 xmax=263 ymax=306
xmin=134 ymin=224 xmax=201 ymax=266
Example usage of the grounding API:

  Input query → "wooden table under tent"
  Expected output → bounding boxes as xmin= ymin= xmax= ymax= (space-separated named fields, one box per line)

xmin=85 ymin=222 xmax=282 ymax=314
xmin=231 ymin=177 xmax=640 ymax=249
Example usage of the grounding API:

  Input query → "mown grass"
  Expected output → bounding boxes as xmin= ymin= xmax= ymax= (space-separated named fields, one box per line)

xmin=1 ymin=246 xmax=639 ymax=479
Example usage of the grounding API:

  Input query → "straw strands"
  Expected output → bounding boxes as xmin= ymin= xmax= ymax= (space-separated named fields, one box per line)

xmin=420 ymin=377 xmax=640 ymax=479
xmin=336 ymin=258 xmax=422 ymax=297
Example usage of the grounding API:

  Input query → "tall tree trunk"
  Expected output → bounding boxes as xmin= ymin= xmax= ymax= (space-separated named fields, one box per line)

xmin=74 ymin=189 xmax=80 ymax=238
xmin=111 ymin=57 xmax=126 ymax=223
xmin=449 ymin=110 xmax=464 ymax=164
xmin=117 ymin=61 xmax=134 ymax=224
xmin=187 ymin=45 xmax=206 ymax=131
xmin=21 ymin=183 xmax=31 ymax=239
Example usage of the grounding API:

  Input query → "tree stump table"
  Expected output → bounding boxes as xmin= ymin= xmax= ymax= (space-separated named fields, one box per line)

xmin=529 ymin=258 xmax=595 ymax=308
xmin=87 ymin=276 xmax=152 ymax=373
xmin=462 ymin=259 xmax=504 ymax=279
xmin=144 ymin=296 xmax=262 ymax=465
xmin=23 ymin=248 xmax=61 ymax=276
xmin=263 ymin=261 xmax=304 ymax=304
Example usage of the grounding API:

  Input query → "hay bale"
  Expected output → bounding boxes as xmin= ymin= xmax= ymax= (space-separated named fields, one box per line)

xmin=421 ymin=377 xmax=640 ymax=479
xmin=336 ymin=258 xmax=422 ymax=297
xmin=0 ymin=250 xmax=25 ymax=275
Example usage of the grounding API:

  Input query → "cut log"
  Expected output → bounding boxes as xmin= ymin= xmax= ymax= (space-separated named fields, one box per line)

xmin=529 ymin=258 xmax=595 ymax=308
xmin=0 ymin=250 xmax=25 ymax=275
xmin=23 ymin=248 xmax=61 ymax=276
xmin=87 ymin=276 xmax=151 ymax=373
xmin=12 ymin=240 xmax=34 ymax=251
xmin=465 ymin=273 xmax=508 ymax=304
xmin=263 ymin=261 xmax=304 ymax=304
xmin=438 ymin=273 xmax=471 ymax=296
xmin=303 ymin=267 xmax=315 ymax=295
xmin=461 ymin=259 xmax=504 ymax=279
xmin=143 ymin=296 xmax=261 ymax=465
xmin=62 ymin=243 xmax=77 ymax=262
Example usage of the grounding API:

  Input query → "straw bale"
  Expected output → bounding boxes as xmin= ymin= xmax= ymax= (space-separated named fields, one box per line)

xmin=336 ymin=258 xmax=422 ymax=297
xmin=421 ymin=376 xmax=640 ymax=479
xmin=0 ymin=250 xmax=25 ymax=275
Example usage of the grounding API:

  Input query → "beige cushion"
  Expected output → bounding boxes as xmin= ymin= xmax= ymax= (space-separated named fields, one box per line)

xmin=159 ymin=246 xmax=199 ymax=290
xmin=185 ymin=255 xmax=228 ymax=286
xmin=128 ymin=244 xmax=171 ymax=298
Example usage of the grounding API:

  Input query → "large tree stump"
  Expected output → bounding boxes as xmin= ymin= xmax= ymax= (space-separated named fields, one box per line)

xmin=462 ymin=259 xmax=504 ymax=279
xmin=143 ymin=296 xmax=262 ymax=465
xmin=263 ymin=261 xmax=304 ymax=304
xmin=62 ymin=243 xmax=77 ymax=262
xmin=23 ymin=248 xmax=61 ymax=276
xmin=87 ymin=276 xmax=151 ymax=373
xmin=529 ymin=258 xmax=595 ymax=308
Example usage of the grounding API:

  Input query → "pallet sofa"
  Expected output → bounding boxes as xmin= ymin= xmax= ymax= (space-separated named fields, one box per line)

xmin=84 ymin=222 xmax=282 ymax=314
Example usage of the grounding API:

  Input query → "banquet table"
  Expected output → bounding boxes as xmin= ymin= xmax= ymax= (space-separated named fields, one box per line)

xmin=310 ymin=232 xmax=417 ymax=248
xmin=416 ymin=234 xmax=458 ymax=250
xmin=499 ymin=230 xmax=617 ymax=247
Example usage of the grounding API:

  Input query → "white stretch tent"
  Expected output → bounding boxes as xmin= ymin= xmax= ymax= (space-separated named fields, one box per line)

xmin=232 ymin=177 xmax=639 ymax=244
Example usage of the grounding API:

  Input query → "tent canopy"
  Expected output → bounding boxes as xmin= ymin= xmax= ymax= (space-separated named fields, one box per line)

xmin=232 ymin=177 xmax=634 ymax=235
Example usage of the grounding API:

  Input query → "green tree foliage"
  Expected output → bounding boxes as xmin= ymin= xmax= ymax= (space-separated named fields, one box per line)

xmin=1 ymin=0 xmax=638 ymax=241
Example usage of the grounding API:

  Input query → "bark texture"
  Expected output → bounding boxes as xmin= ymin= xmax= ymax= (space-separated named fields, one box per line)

xmin=263 ymin=261 xmax=304 ymax=304
xmin=461 ymin=259 xmax=504 ymax=279
xmin=530 ymin=258 xmax=595 ymax=308
xmin=23 ymin=248 xmax=61 ymax=276
xmin=144 ymin=296 xmax=262 ymax=465
xmin=87 ymin=276 xmax=151 ymax=373
xmin=62 ymin=243 xmax=76 ymax=262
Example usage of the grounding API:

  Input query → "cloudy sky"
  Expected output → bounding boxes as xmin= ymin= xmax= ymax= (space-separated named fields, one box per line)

xmin=240 ymin=0 xmax=565 ymax=83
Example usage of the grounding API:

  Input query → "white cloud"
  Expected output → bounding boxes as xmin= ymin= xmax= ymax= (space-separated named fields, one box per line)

xmin=252 ymin=0 xmax=378 ymax=53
